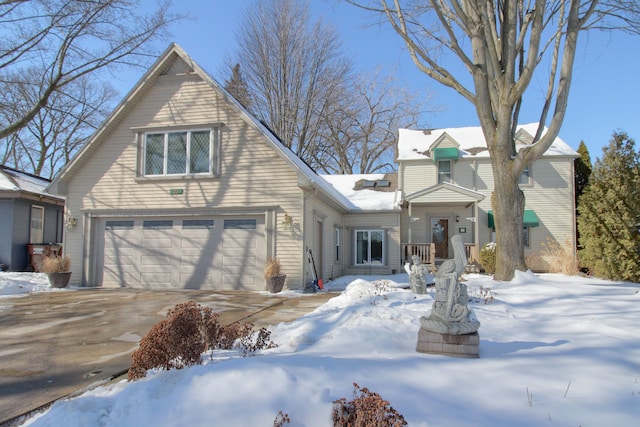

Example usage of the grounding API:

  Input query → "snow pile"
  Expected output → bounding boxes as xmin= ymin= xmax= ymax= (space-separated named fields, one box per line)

xmin=7 ymin=272 xmax=639 ymax=427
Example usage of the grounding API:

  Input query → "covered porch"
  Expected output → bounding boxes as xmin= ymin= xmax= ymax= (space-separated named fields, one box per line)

xmin=402 ymin=182 xmax=485 ymax=273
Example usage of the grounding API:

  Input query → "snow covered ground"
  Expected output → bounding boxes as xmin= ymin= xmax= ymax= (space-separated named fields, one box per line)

xmin=2 ymin=271 xmax=639 ymax=426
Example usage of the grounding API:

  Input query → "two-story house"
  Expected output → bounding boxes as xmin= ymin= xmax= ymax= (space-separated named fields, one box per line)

xmin=396 ymin=126 xmax=578 ymax=271
xmin=47 ymin=44 xmax=577 ymax=290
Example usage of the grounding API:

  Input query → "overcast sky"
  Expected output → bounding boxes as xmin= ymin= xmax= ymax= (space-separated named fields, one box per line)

xmin=119 ymin=0 xmax=640 ymax=161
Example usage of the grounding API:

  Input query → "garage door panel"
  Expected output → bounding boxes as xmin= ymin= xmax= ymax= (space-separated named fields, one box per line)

xmin=141 ymin=238 xmax=173 ymax=249
xmin=99 ymin=215 xmax=264 ymax=290
xmin=140 ymin=255 xmax=174 ymax=266
xmin=223 ymin=256 xmax=256 ymax=267
xmin=222 ymin=237 xmax=257 ymax=249
xmin=104 ymin=255 xmax=135 ymax=266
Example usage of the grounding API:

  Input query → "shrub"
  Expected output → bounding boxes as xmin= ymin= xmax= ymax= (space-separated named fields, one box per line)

xmin=264 ymin=258 xmax=281 ymax=278
xmin=332 ymin=383 xmax=407 ymax=427
xmin=479 ymin=242 xmax=496 ymax=274
xmin=540 ymin=239 xmax=579 ymax=275
xmin=128 ymin=301 xmax=276 ymax=381
xmin=40 ymin=255 xmax=71 ymax=273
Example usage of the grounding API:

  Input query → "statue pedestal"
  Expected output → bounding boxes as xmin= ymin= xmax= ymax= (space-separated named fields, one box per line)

xmin=416 ymin=329 xmax=479 ymax=358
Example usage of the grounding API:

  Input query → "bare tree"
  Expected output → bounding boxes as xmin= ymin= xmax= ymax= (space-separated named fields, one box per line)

xmin=234 ymin=0 xmax=352 ymax=168
xmin=1 ymin=77 xmax=117 ymax=179
xmin=347 ymin=0 xmax=640 ymax=280
xmin=319 ymin=71 xmax=424 ymax=174
xmin=0 ymin=0 xmax=179 ymax=141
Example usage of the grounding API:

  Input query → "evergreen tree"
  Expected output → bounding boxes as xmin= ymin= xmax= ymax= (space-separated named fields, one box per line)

xmin=578 ymin=132 xmax=640 ymax=281
xmin=574 ymin=141 xmax=592 ymax=250
xmin=224 ymin=64 xmax=252 ymax=110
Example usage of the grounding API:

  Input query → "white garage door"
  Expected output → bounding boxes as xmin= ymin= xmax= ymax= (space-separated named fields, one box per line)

xmin=97 ymin=216 xmax=265 ymax=290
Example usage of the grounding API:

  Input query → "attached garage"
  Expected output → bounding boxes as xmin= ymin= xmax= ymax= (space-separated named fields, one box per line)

xmin=95 ymin=215 xmax=266 ymax=290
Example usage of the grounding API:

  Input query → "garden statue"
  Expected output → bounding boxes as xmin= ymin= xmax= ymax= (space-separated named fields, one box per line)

xmin=416 ymin=235 xmax=480 ymax=357
xmin=404 ymin=255 xmax=434 ymax=294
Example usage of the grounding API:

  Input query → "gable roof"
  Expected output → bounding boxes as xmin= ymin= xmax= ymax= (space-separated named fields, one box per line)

xmin=405 ymin=182 xmax=485 ymax=204
xmin=397 ymin=123 xmax=578 ymax=161
xmin=0 ymin=165 xmax=63 ymax=202
xmin=47 ymin=43 xmax=353 ymax=211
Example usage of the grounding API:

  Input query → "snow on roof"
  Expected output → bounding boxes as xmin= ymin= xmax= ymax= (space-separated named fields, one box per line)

xmin=397 ymin=123 xmax=578 ymax=161
xmin=0 ymin=166 xmax=59 ymax=198
xmin=320 ymin=174 xmax=401 ymax=211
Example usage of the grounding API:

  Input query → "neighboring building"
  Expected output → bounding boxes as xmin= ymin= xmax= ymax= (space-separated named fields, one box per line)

xmin=396 ymin=126 xmax=578 ymax=271
xmin=0 ymin=165 xmax=65 ymax=271
xmin=47 ymin=44 xmax=578 ymax=290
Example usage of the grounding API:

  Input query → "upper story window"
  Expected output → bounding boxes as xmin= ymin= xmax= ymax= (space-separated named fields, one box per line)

xmin=144 ymin=129 xmax=218 ymax=177
xmin=518 ymin=165 xmax=531 ymax=185
xmin=437 ymin=160 xmax=452 ymax=184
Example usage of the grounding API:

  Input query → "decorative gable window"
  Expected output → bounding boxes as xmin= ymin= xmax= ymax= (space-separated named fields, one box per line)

xmin=143 ymin=129 xmax=218 ymax=177
xmin=437 ymin=160 xmax=452 ymax=184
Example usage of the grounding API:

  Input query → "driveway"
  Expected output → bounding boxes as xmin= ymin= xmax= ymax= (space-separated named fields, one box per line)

xmin=0 ymin=288 xmax=335 ymax=425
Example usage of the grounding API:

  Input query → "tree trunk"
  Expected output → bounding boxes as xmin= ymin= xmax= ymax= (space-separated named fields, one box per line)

xmin=491 ymin=162 xmax=527 ymax=281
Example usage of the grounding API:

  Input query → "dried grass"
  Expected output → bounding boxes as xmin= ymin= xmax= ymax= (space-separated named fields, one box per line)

xmin=332 ymin=383 xmax=407 ymax=427
xmin=264 ymin=258 xmax=281 ymax=278
xmin=40 ymin=255 xmax=71 ymax=273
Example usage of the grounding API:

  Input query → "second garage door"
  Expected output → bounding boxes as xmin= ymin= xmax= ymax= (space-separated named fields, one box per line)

xmin=97 ymin=215 xmax=266 ymax=290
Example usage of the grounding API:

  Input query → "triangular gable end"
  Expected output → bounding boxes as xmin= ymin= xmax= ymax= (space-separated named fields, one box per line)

xmin=515 ymin=128 xmax=535 ymax=145
xmin=47 ymin=43 xmax=353 ymax=211
xmin=429 ymin=132 xmax=460 ymax=164
xmin=405 ymin=182 xmax=484 ymax=204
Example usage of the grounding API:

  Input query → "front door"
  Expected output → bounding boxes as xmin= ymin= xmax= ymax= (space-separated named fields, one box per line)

xmin=431 ymin=218 xmax=449 ymax=258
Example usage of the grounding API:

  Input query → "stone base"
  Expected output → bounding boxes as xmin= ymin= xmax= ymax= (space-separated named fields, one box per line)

xmin=416 ymin=328 xmax=479 ymax=358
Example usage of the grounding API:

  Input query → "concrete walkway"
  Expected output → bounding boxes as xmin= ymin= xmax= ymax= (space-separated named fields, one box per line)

xmin=0 ymin=288 xmax=336 ymax=425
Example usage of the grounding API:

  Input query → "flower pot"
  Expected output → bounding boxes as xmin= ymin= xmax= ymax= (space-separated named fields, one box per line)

xmin=48 ymin=272 xmax=71 ymax=288
xmin=266 ymin=274 xmax=286 ymax=293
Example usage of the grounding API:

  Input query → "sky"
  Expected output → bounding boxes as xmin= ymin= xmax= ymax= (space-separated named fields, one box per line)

xmin=3 ymin=270 xmax=639 ymax=426
xmin=116 ymin=0 xmax=640 ymax=162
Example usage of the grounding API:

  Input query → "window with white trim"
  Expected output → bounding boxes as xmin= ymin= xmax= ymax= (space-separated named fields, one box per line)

xmin=354 ymin=230 xmax=385 ymax=265
xmin=437 ymin=160 xmax=452 ymax=184
xmin=523 ymin=227 xmax=530 ymax=247
xmin=143 ymin=129 xmax=218 ymax=176
xmin=518 ymin=165 xmax=531 ymax=185
xmin=30 ymin=205 xmax=44 ymax=243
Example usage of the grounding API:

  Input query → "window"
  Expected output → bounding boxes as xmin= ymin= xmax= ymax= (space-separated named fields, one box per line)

xmin=518 ymin=165 xmax=531 ymax=185
xmin=143 ymin=129 xmax=217 ymax=176
xmin=523 ymin=227 xmax=530 ymax=247
xmin=335 ymin=228 xmax=341 ymax=262
xmin=143 ymin=220 xmax=173 ymax=230
xmin=183 ymin=219 xmax=214 ymax=230
xmin=30 ymin=205 xmax=44 ymax=243
xmin=224 ymin=219 xmax=257 ymax=229
xmin=437 ymin=160 xmax=451 ymax=184
xmin=355 ymin=230 xmax=384 ymax=265
xmin=105 ymin=220 xmax=134 ymax=230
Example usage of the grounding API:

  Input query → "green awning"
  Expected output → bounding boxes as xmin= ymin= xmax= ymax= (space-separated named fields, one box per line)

xmin=487 ymin=210 xmax=540 ymax=229
xmin=432 ymin=147 xmax=459 ymax=163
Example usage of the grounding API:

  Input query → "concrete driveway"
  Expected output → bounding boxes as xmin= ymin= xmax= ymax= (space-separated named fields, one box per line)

xmin=0 ymin=288 xmax=336 ymax=425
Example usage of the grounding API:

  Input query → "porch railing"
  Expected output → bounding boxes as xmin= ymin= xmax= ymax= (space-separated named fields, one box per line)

xmin=401 ymin=243 xmax=480 ymax=267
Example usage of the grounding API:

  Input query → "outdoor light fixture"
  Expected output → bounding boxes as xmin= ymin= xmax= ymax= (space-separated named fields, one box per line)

xmin=456 ymin=215 xmax=460 ymax=222
xmin=281 ymin=212 xmax=293 ymax=230
xmin=65 ymin=216 xmax=77 ymax=229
